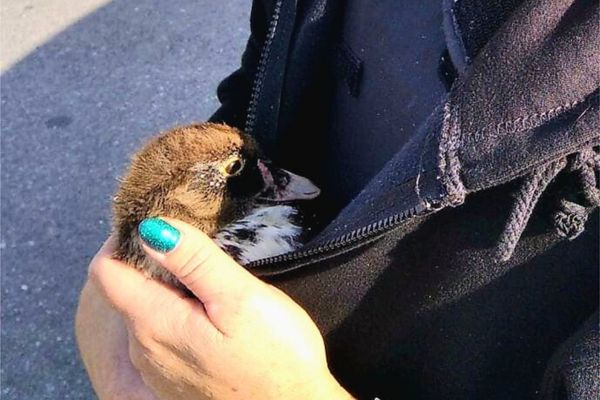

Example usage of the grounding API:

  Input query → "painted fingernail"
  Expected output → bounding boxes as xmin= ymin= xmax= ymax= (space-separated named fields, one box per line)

xmin=138 ymin=218 xmax=181 ymax=253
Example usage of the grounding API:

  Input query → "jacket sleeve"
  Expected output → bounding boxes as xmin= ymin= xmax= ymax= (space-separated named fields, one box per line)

xmin=209 ymin=0 xmax=269 ymax=129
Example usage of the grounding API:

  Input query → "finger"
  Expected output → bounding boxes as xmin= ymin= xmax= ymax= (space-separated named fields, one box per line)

xmin=87 ymin=235 xmax=117 ymax=274
xmin=137 ymin=217 xmax=265 ymax=329
xmin=89 ymin=240 xmax=214 ymax=339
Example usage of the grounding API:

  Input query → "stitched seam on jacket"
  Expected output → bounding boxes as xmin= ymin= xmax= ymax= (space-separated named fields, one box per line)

xmin=438 ymin=100 xmax=467 ymax=206
xmin=468 ymin=133 xmax=599 ymax=191
xmin=470 ymin=98 xmax=584 ymax=141
xmin=438 ymin=93 xmax=596 ymax=197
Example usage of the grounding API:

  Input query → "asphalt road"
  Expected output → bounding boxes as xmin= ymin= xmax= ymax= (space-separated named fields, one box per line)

xmin=1 ymin=1 xmax=250 ymax=398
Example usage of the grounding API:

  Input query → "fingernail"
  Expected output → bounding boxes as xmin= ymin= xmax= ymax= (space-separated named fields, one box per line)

xmin=138 ymin=218 xmax=181 ymax=253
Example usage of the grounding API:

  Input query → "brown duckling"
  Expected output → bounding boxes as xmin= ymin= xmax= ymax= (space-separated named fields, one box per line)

xmin=112 ymin=123 xmax=320 ymax=287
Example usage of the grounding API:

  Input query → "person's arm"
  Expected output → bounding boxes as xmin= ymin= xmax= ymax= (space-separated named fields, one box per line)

xmin=208 ymin=0 xmax=268 ymax=128
xmin=76 ymin=219 xmax=354 ymax=400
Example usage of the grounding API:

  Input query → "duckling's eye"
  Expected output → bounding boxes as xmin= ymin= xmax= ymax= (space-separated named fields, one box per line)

xmin=223 ymin=157 xmax=245 ymax=177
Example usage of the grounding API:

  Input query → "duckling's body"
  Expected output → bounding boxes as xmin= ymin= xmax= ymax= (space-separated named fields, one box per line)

xmin=112 ymin=123 xmax=319 ymax=287
xmin=215 ymin=204 xmax=301 ymax=264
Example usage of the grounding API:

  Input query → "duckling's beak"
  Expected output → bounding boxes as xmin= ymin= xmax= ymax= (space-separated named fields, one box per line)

xmin=257 ymin=160 xmax=320 ymax=202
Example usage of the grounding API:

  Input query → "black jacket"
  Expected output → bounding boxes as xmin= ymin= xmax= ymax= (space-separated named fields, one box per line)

xmin=211 ymin=0 xmax=600 ymax=398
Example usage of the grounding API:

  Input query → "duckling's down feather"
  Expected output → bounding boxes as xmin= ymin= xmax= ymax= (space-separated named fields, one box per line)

xmin=214 ymin=205 xmax=301 ymax=264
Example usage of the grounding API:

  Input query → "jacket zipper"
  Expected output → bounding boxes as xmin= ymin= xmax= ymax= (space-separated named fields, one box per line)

xmin=245 ymin=0 xmax=284 ymax=135
xmin=243 ymin=3 xmax=436 ymax=271
xmin=247 ymin=202 xmax=433 ymax=269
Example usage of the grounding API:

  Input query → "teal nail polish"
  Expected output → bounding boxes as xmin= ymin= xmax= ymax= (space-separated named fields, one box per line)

xmin=138 ymin=218 xmax=181 ymax=253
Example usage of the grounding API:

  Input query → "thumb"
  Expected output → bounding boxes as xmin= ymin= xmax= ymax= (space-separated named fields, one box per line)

xmin=138 ymin=217 xmax=264 ymax=316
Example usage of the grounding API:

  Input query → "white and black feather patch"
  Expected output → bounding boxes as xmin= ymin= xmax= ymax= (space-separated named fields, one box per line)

xmin=214 ymin=205 xmax=302 ymax=264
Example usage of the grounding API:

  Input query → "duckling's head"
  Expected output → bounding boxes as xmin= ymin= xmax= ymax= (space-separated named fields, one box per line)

xmin=112 ymin=123 xmax=319 ymax=273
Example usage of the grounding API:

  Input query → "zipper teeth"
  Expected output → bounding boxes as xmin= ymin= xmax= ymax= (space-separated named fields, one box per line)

xmin=242 ymin=3 xmax=431 ymax=268
xmin=246 ymin=203 xmax=428 ymax=268
xmin=245 ymin=0 xmax=283 ymax=135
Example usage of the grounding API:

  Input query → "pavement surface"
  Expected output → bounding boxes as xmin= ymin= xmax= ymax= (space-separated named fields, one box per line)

xmin=1 ymin=1 xmax=250 ymax=398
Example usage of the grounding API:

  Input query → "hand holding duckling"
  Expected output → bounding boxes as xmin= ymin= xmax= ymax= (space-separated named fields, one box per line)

xmin=78 ymin=219 xmax=354 ymax=400
xmin=76 ymin=123 xmax=352 ymax=400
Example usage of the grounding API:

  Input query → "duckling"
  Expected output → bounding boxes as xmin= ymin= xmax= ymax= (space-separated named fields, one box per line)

xmin=112 ymin=123 xmax=320 ymax=287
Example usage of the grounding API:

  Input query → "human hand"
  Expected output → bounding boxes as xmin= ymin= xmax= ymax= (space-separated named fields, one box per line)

xmin=75 ymin=243 xmax=158 ymax=400
xmin=88 ymin=218 xmax=354 ymax=400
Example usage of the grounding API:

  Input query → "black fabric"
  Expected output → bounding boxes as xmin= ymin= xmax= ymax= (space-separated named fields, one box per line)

xmin=213 ymin=0 xmax=345 ymax=181
xmin=334 ymin=43 xmax=362 ymax=98
xmin=443 ymin=0 xmax=525 ymax=71
xmin=273 ymin=180 xmax=599 ymax=400
xmin=323 ymin=0 xmax=448 ymax=206
xmin=539 ymin=313 xmax=600 ymax=400
xmin=210 ymin=0 xmax=600 ymax=398
xmin=447 ymin=0 xmax=600 ymax=191
xmin=210 ymin=0 xmax=268 ymax=129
